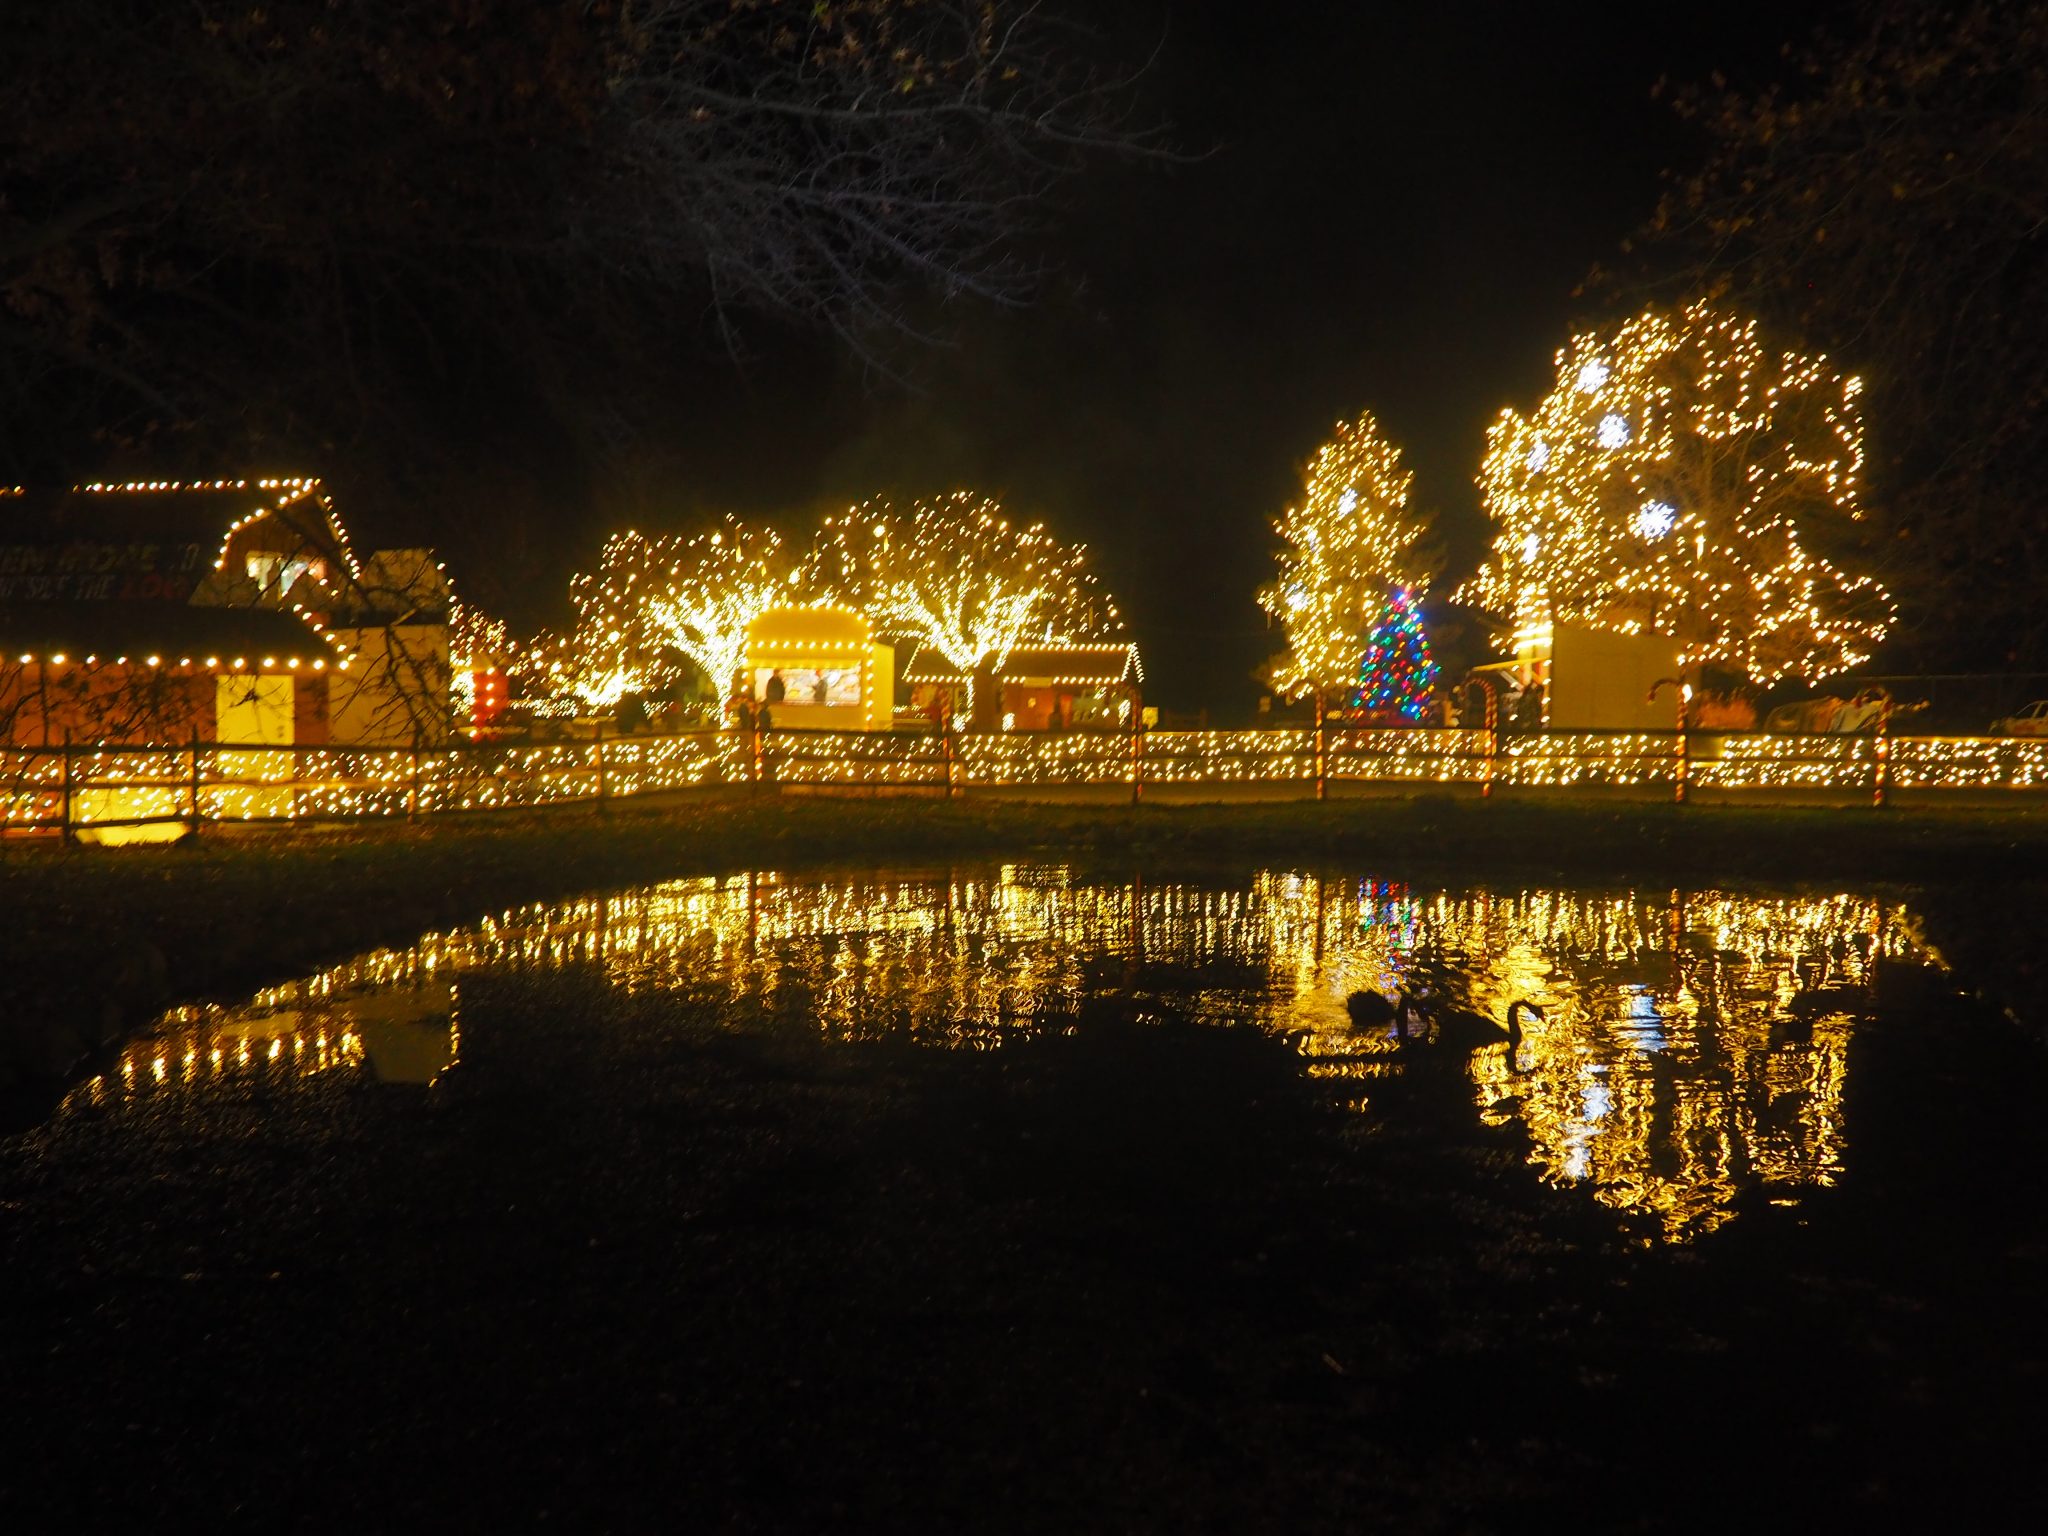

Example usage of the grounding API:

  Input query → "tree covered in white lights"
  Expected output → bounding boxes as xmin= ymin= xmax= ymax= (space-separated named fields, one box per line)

xmin=819 ymin=491 xmax=1120 ymax=702
xmin=448 ymin=600 xmax=513 ymax=672
xmin=550 ymin=518 xmax=799 ymax=707
xmin=1459 ymin=302 xmax=1893 ymax=683
xmin=1256 ymin=409 xmax=1439 ymax=703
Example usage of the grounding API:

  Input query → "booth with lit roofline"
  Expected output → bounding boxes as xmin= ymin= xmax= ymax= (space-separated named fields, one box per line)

xmin=743 ymin=606 xmax=893 ymax=731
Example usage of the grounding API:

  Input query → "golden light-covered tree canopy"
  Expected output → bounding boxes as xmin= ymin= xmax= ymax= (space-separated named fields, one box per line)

xmin=550 ymin=518 xmax=800 ymax=708
xmin=1256 ymin=409 xmax=1438 ymax=701
xmin=448 ymin=601 xmax=513 ymax=672
xmin=820 ymin=491 xmax=1123 ymax=697
xmin=1460 ymin=302 xmax=1893 ymax=684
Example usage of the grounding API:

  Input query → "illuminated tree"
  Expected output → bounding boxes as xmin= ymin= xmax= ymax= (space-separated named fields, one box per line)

xmin=640 ymin=519 xmax=804 ymax=703
xmin=552 ymin=518 xmax=799 ymax=709
xmin=448 ymin=601 xmax=513 ymax=673
xmin=1352 ymin=587 xmax=1438 ymax=722
xmin=1636 ymin=2 xmax=2048 ymax=667
xmin=1460 ymin=302 xmax=1894 ymax=684
xmin=820 ymin=491 xmax=1120 ymax=702
xmin=447 ymin=598 xmax=514 ymax=726
xmin=1257 ymin=410 xmax=1438 ymax=703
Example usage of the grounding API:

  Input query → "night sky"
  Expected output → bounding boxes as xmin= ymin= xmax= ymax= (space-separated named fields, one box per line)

xmin=453 ymin=1 xmax=1852 ymax=717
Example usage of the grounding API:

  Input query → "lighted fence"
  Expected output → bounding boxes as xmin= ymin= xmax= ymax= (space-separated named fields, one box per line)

xmin=7 ymin=724 xmax=2048 ymax=838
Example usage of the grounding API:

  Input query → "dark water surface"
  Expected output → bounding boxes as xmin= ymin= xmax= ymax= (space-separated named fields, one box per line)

xmin=4 ymin=863 xmax=2042 ymax=1529
xmin=67 ymin=865 xmax=1915 ymax=1239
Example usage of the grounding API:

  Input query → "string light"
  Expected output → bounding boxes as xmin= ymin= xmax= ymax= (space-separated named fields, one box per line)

xmin=448 ymin=601 xmax=513 ymax=729
xmin=1257 ymin=410 xmax=1438 ymax=702
xmin=14 ymin=722 xmax=2048 ymax=835
xmin=539 ymin=518 xmax=798 ymax=709
xmin=1351 ymin=587 xmax=1438 ymax=721
xmin=817 ymin=492 xmax=1126 ymax=706
xmin=1461 ymin=301 xmax=1894 ymax=684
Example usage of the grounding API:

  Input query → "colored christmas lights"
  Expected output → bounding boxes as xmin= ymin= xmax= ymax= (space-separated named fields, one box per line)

xmin=1352 ymin=587 xmax=1438 ymax=722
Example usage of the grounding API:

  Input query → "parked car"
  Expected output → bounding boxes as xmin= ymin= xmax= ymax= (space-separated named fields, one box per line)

xmin=1763 ymin=686 xmax=1899 ymax=734
xmin=1989 ymin=700 xmax=2048 ymax=736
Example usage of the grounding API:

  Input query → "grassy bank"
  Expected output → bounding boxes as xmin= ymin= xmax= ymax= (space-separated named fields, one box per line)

xmin=5 ymin=789 xmax=2048 ymax=1088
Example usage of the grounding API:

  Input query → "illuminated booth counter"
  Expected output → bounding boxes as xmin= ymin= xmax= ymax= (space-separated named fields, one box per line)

xmin=744 ymin=605 xmax=894 ymax=731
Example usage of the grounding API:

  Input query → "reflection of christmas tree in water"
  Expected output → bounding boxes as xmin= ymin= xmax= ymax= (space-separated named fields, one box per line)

xmin=1351 ymin=586 xmax=1437 ymax=722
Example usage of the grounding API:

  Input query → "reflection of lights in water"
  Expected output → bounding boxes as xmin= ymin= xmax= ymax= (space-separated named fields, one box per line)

xmin=1620 ymin=986 xmax=1666 ymax=1052
xmin=55 ymin=868 xmax=1924 ymax=1241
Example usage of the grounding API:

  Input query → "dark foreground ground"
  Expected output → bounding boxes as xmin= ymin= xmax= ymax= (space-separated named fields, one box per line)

xmin=3 ymin=795 xmax=2047 ymax=1529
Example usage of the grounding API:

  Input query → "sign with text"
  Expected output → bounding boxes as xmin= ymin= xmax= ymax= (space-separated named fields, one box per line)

xmin=0 ymin=541 xmax=207 ymax=602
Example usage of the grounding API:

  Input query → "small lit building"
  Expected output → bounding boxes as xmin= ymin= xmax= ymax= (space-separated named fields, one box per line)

xmin=743 ymin=605 xmax=894 ymax=730
xmin=0 ymin=604 xmax=343 ymax=746
xmin=900 ymin=643 xmax=970 ymax=728
xmin=318 ymin=548 xmax=454 ymax=746
xmin=0 ymin=605 xmax=350 ymax=841
xmin=0 ymin=479 xmax=455 ymax=749
xmin=978 ymin=643 xmax=1142 ymax=732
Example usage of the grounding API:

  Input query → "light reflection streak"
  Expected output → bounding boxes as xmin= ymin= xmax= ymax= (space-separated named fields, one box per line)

xmin=61 ymin=867 xmax=1925 ymax=1240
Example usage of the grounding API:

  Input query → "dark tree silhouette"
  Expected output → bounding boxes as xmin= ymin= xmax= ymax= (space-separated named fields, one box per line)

xmin=1624 ymin=0 xmax=2048 ymax=669
xmin=0 ymin=1 xmax=1156 ymax=489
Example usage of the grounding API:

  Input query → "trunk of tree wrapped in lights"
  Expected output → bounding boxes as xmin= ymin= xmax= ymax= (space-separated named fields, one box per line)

xmin=1459 ymin=302 xmax=1894 ymax=686
xmin=1256 ymin=409 xmax=1440 ymax=711
xmin=819 ymin=492 xmax=1121 ymax=709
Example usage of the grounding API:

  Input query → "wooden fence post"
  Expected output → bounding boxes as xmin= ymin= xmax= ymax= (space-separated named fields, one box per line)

xmin=1130 ymin=690 xmax=1144 ymax=806
xmin=1483 ymin=689 xmax=1498 ymax=800
xmin=1873 ymin=704 xmax=1891 ymax=809
xmin=1313 ymin=693 xmax=1327 ymax=802
xmin=59 ymin=730 xmax=73 ymax=843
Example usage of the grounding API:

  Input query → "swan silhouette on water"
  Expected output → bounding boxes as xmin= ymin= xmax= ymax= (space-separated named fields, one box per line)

xmin=1345 ymin=988 xmax=1420 ymax=1040
xmin=1429 ymin=998 xmax=1545 ymax=1051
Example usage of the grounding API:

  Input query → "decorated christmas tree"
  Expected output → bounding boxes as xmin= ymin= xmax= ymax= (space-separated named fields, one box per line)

xmin=1352 ymin=587 xmax=1437 ymax=722
xmin=1256 ymin=409 xmax=1439 ymax=708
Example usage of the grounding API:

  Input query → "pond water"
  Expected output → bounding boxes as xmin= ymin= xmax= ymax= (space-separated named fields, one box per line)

xmin=56 ymin=863 xmax=1928 ymax=1242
